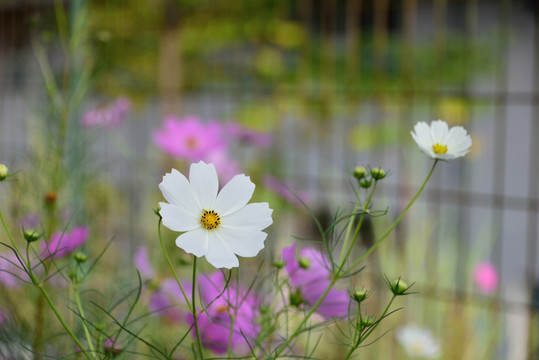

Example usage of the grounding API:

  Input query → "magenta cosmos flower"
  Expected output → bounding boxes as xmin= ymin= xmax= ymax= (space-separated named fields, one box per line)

xmin=134 ymin=246 xmax=191 ymax=324
xmin=153 ymin=115 xmax=227 ymax=161
xmin=82 ymin=97 xmax=130 ymax=128
xmin=282 ymin=244 xmax=350 ymax=319
xmin=0 ymin=251 xmax=29 ymax=288
xmin=473 ymin=261 xmax=498 ymax=294
xmin=192 ymin=271 xmax=260 ymax=355
xmin=43 ymin=227 xmax=89 ymax=259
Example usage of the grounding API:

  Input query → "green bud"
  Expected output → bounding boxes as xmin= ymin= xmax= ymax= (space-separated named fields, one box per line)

xmin=359 ymin=178 xmax=372 ymax=188
xmin=259 ymin=305 xmax=269 ymax=315
xmin=370 ymin=168 xmax=386 ymax=180
xmin=360 ymin=316 xmax=374 ymax=328
xmin=23 ymin=230 xmax=40 ymax=243
xmin=73 ymin=252 xmax=87 ymax=263
xmin=273 ymin=260 xmax=285 ymax=269
xmin=298 ymin=257 xmax=310 ymax=269
xmin=153 ymin=204 xmax=162 ymax=218
xmin=0 ymin=164 xmax=8 ymax=181
xmin=353 ymin=166 xmax=367 ymax=180
xmin=289 ymin=290 xmax=304 ymax=307
xmin=352 ymin=289 xmax=368 ymax=303
xmin=390 ymin=278 xmax=410 ymax=296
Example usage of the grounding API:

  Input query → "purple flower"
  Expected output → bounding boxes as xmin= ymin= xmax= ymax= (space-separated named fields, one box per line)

xmin=82 ymin=97 xmax=131 ymax=128
xmin=473 ymin=261 xmax=498 ymax=294
xmin=134 ymin=246 xmax=155 ymax=279
xmin=192 ymin=272 xmax=260 ymax=355
xmin=0 ymin=251 xmax=28 ymax=288
xmin=149 ymin=278 xmax=191 ymax=324
xmin=43 ymin=227 xmax=89 ymax=259
xmin=263 ymin=176 xmax=310 ymax=207
xmin=153 ymin=115 xmax=227 ymax=161
xmin=282 ymin=244 xmax=350 ymax=319
xmin=226 ymin=123 xmax=271 ymax=148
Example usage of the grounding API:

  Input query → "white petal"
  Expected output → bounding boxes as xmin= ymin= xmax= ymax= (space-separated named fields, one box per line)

xmin=411 ymin=122 xmax=433 ymax=149
xmin=189 ymin=161 xmax=218 ymax=209
xmin=175 ymin=228 xmax=209 ymax=257
xmin=160 ymin=203 xmax=201 ymax=232
xmin=159 ymin=169 xmax=200 ymax=212
xmin=214 ymin=174 xmax=255 ymax=216
xmin=205 ymin=231 xmax=239 ymax=268
xmin=221 ymin=202 xmax=273 ymax=231
xmin=216 ymin=227 xmax=267 ymax=257
xmin=430 ymin=120 xmax=449 ymax=145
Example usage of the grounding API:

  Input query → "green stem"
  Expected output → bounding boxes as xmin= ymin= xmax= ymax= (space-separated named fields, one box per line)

xmin=30 ymin=273 xmax=93 ymax=360
xmin=74 ymin=285 xmax=96 ymax=358
xmin=343 ymin=295 xmax=397 ymax=360
xmin=191 ymin=257 xmax=205 ymax=359
xmin=337 ymin=196 xmax=360 ymax=265
xmin=157 ymin=218 xmax=192 ymax=310
xmin=0 ymin=209 xmax=26 ymax=266
xmin=271 ymin=160 xmax=438 ymax=359
xmin=348 ymin=160 xmax=438 ymax=270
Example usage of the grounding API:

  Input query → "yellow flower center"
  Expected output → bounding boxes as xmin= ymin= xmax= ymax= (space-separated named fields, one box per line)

xmin=432 ymin=143 xmax=448 ymax=154
xmin=216 ymin=304 xmax=228 ymax=314
xmin=200 ymin=209 xmax=221 ymax=230
xmin=186 ymin=136 xmax=198 ymax=149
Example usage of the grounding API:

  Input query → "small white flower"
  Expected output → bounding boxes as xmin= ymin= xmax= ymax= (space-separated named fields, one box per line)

xmin=396 ymin=325 xmax=441 ymax=359
xmin=411 ymin=120 xmax=472 ymax=160
xmin=159 ymin=161 xmax=273 ymax=269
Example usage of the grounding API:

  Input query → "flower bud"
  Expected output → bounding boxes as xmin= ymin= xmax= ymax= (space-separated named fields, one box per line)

xmin=352 ymin=289 xmax=368 ymax=303
xmin=359 ymin=178 xmax=372 ymax=188
xmin=23 ymin=229 xmax=40 ymax=243
xmin=73 ymin=252 xmax=87 ymax=263
xmin=360 ymin=316 xmax=374 ymax=328
xmin=370 ymin=168 xmax=386 ymax=180
xmin=153 ymin=204 xmax=162 ymax=218
xmin=389 ymin=278 xmax=410 ymax=296
xmin=289 ymin=290 xmax=304 ymax=307
xmin=43 ymin=191 xmax=58 ymax=207
xmin=298 ymin=257 xmax=310 ymax=269
xmin=353 ymin=166 xmax=367 ymax=180
xmin=272 ymin=259 xmax=285 ymax=269
xmin=0 ymin=164 xmax=8 ymax=181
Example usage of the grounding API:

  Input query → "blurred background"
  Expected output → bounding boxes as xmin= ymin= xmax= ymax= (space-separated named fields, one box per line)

xmin=0 ymin=0 xmax=538 ymax=359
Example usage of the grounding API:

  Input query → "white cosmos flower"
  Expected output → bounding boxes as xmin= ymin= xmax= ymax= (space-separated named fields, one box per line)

xmin=411 ymin=120 xmax=472 ymax=160
xmin=396 ymin=325 xmax=441 ymax=359
xmin=158 ymin=161 xmax=273 ymax=269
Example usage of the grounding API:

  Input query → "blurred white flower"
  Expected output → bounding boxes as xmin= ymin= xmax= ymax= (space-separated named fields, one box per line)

xmin=411 ymin=120 xmax=472 ymax=160
xmin=396 ymin=325 xmax=441 ymax=358
xmin=159 ymin=161 xmax=273 ymax=269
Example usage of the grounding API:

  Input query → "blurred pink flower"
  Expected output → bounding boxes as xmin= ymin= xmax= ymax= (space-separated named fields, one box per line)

xmin=43 ymin=227 xmax=89 ymax=259
xmin=473 ymin=261 xmax=498 ymax=294
xmin=282 ymin=244 xmax=350 ymax=319
xmin=153 ymin=115 xmax=227 ymax=161
xmin=82 ymin=97 xmax=131 ymax=128
xmin=205 ymin=151 xmax=242 ymax=183
xmin=133 ymin=246 xmax=191 ymax=324
xmin=263 ymin=176 xmax=310 ymax=207
xmin=134 ymin=246 xmax=155 ymax=279
xmin=0 ymin=251 xmax=28 ymax=288
xmin=191 ymin=272 xmax=260 ymax=355
xmin=226 ymin=123 xmax=271 ymax=148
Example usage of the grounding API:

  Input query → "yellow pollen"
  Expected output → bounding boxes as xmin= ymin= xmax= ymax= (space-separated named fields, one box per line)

xmin=186 ymin=137 xmax=198 ymax=149
xmin=200 ymin=209 xmax=221 ymax=230
xmin=216 ymin=304 xmax=228 ymax=314
xmin=432 ymin=143 xmax=447 ymax=154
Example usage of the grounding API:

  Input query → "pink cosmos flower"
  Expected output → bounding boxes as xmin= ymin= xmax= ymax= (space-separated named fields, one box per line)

xmin=82 ymin=97 xmax=131 ymax=128
xmin=43 ymin=227 xmax=89 ymax=259
xmin=0 ymin=251 xmax=28 ymax=288
xmin=473 ymin=261 xmax=499 ymax=294
xmin=205 ymin=151 xmax=242 ymax=183
xmin=263 ymin=176 xmax=310 ymax=207
xmin=133 ymin=246 xmax=191 ymax=323
xmin=282 ymin=244 xmax=350 ymax=319
xmin=192 ymin=272 xmax=260 ymax=355
xmin=226 ymin=123 xmax=271 ymax=148
xmin=153 ymin=115 xmax=227 ymax=161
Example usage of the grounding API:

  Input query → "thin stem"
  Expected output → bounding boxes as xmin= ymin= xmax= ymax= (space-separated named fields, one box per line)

xmin=348 ymin=159 xmax=438 ymax=270
xmin=74 ymin=285 xmax=96 ymax=358
xmin=0 ymin=209 xmax=25 ymax=266
xmin=337 ymin=196 xmax=360 ymax=265
xmin=30 ymin=273 xmax=93 ymax=360
xmin=191 ymin=257 xmax=205 ymax=359
xmin=157 ymin=218 xmax=192 ymax=310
